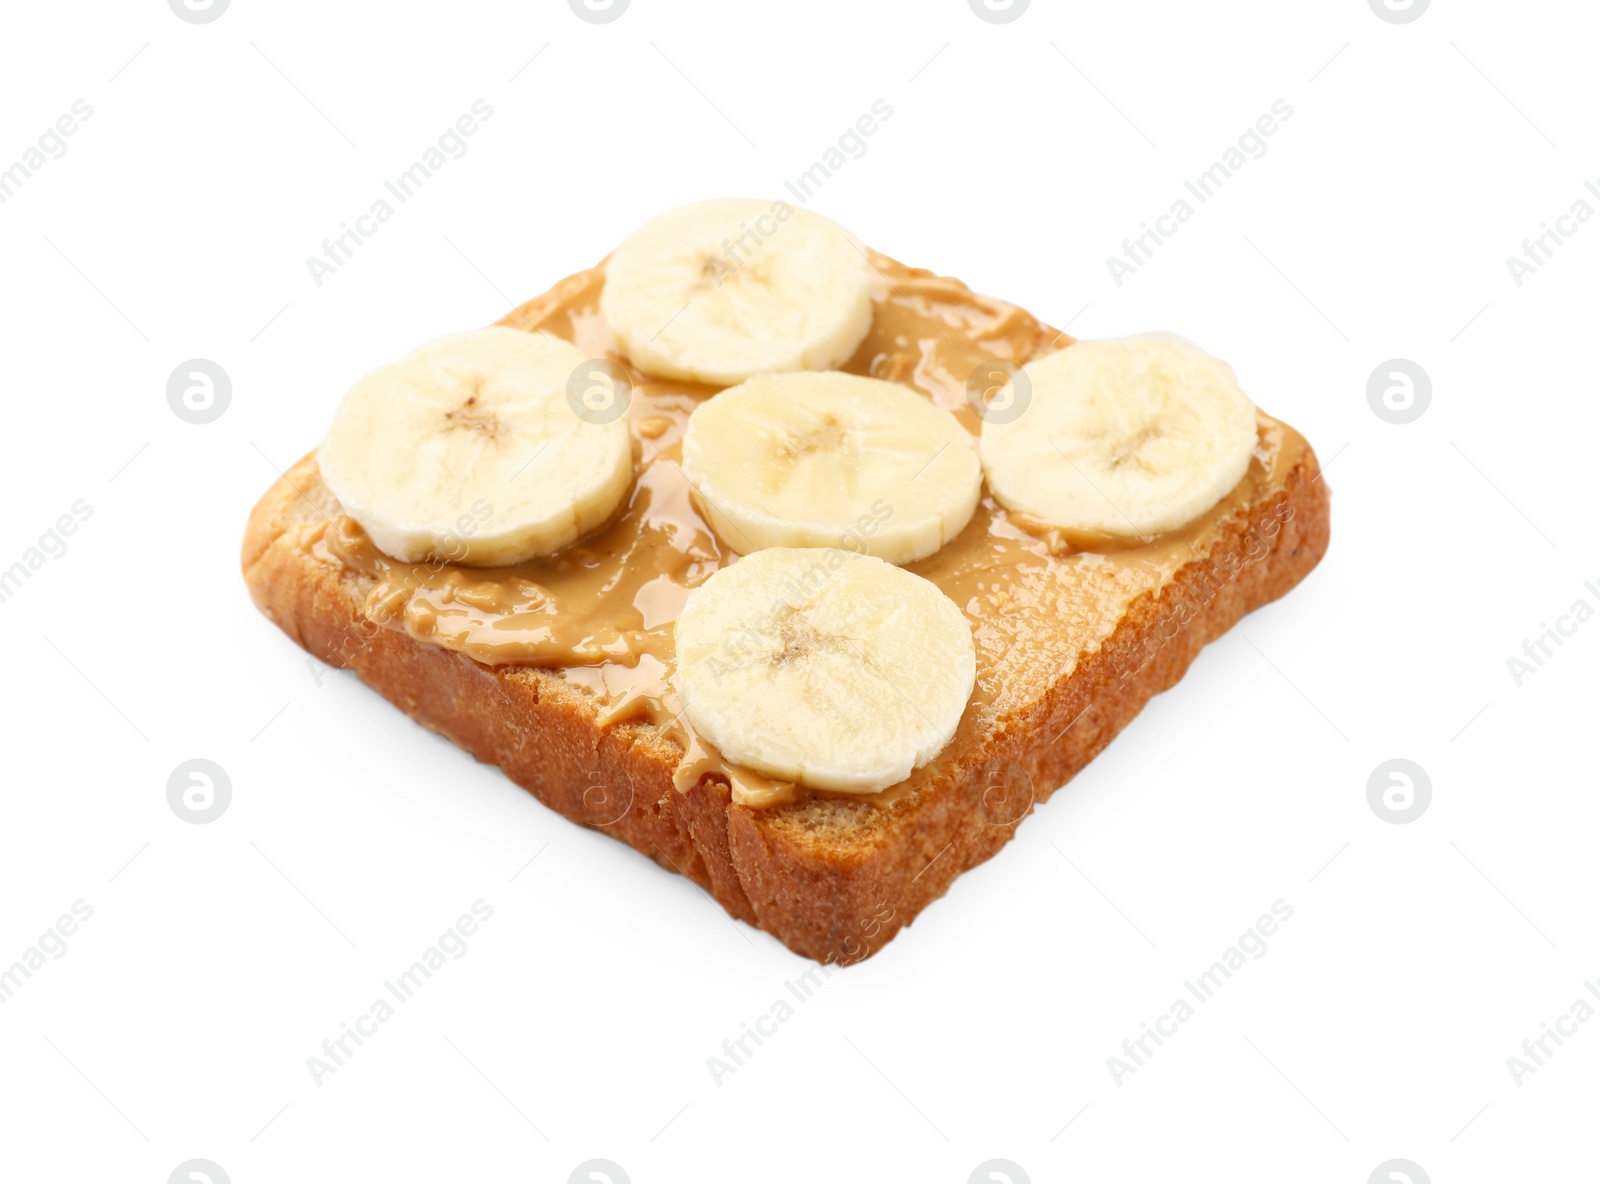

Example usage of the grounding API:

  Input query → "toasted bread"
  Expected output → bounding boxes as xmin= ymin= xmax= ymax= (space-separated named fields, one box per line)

xmin=242 ymin=253 xmax=1330 ymax=964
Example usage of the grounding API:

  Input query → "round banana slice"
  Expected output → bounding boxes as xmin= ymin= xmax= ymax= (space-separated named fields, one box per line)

xmin=674 ymin=548 xmax=976 ymax=793
xmin=318 ymin=327 xmax=634 ymax=566
xmin=681 ymin=371 xmax=981 ymax=564
xmin=600 ymin=199 xmax=873 ymax=386
xmin=979 ymin=334 xmax=1259 ymax=539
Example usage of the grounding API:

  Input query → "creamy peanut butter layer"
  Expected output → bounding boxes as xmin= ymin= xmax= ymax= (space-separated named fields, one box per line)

xmin=294 ymin=253 xmax=1309 ymax=808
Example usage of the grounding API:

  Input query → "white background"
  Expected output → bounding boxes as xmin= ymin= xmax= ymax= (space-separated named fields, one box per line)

xmin=2 ymin=1 xmax=1595 ymax=1181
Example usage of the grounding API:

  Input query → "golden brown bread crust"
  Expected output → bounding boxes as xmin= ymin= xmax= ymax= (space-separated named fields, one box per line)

xmin=242 ymin=447 xmax=1329 ymax=964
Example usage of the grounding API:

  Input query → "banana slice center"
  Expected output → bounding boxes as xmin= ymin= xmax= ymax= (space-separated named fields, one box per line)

xmin=441 ymin=388 xmax=508 ymax=440
xmin=317 ymin=327 xmax=634 ymax=566
xmin=980 ymin=334 xmax=1259 ymax=540
xmin=683 ymin=371 xmax=981 ymax=565
xmin=1102 ymin=420 xmax=1163 ymax=469
xmin=673 ymin=548 xmax=977 ymax=794
xmin=771 ymin=604 xmax=845 ymax=665
xmin=773 ymin=414 xmax=854 ymax=470
xmin=600 ymin=198 xmax=873 ymax=386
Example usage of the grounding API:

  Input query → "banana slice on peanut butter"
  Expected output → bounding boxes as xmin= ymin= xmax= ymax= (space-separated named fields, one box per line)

xmin=600 ymin=199 xmax=873 ymax=386
xmin=317 ymin=327 xmax=634 ymax=566
xmin=681 ymin=371 xmax=981 ymax=564
xmin=978 ymin=334 xmax=1259 ymax=540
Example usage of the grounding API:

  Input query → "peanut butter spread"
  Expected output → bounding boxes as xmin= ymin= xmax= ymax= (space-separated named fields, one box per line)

xmin=302 ymin=252 xmax=1309 ymax=808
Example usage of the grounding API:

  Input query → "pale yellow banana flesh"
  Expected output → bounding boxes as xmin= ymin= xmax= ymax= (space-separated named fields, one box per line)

xmin=317 ymin=327 xmax=634 ymax=566
xmin=979 ymin=334 xmax=1259 ymax=539
xmin=681 ymin=371 xmax=982 ymax=564
xmin=673 ymin=548 xmax=977 ymax=793
xmin=599 ymin=198 xmax=873 ymax=386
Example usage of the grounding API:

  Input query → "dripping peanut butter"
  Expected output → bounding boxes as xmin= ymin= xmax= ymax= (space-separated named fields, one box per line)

xmin=302 ymin=252 xmax=1309 ymax=808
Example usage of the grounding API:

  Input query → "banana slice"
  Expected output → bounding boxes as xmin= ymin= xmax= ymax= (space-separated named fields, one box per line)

xmin=674 ymin=548 xmax=976 ymax=793
xmin=681 ymin=371 xmax=981 ymax=564
xmin=600 ymin=199 xmax=873 ymax=385
xmin=979 ymin=334 xmax=1259 ymax=539
xmin=318 ymin=327 xmax=633 ymax=566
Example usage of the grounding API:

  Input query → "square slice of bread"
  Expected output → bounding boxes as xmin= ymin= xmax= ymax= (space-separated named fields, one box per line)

xmin=242 ymin=256 xmax=1330 ymax=965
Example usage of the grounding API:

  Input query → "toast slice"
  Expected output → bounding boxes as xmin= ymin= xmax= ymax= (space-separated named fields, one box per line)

xmin=242 ymin=253 xmax=1330 ymax=964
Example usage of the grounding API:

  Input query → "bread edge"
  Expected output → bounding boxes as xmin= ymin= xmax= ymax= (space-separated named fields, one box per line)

xmin=242 ymin=448 xmax=1330 ymax=963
